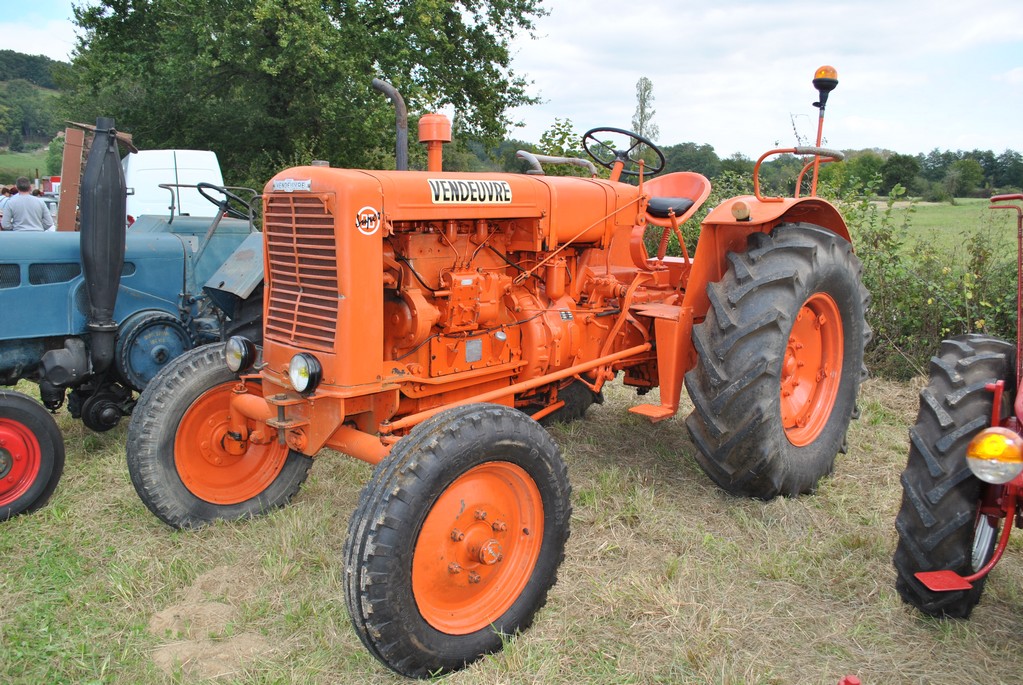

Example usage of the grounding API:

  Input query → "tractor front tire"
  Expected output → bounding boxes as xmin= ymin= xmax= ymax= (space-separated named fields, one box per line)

xmin=344 ymin=403 xmax=571 ymax=678
xmin=126 ymin=344 xmax=312 ymax=529
xmin=893 ymin=334 xmax=1014 ymax=617
xmin=0 ymin=390 xmax=65 ymax=521
xmin=684 ymin=224 xmax=870 ymax=498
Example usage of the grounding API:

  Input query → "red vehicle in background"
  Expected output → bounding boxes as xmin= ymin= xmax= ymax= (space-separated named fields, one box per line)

xmin=894 ymin=194 xmax=1023 ymax=616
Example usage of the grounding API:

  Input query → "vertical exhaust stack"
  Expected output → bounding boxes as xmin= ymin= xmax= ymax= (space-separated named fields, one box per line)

xmin=371 ymin=78 xmax=409 ymax=171
xmin=79 ymin=117 xmax=126 ymax=374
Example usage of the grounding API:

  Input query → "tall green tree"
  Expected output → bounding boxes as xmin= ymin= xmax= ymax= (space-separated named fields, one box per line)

xmin=64 ymin=0 xmax=546 ymax=185
xmin=631 ymin=76 xmax=658 ymax=142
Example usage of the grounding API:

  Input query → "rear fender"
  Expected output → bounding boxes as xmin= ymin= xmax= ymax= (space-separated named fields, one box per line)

xmin=680 ymin=195 xmax=851 ymax=340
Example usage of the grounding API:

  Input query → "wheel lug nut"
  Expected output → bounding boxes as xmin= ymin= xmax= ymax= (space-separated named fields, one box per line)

xmin=492 ymin=520 xmax=507 ymax=532
xmin=450 ymin=528 xmax=465 ymax=542
xmin=474 ymin=509 xmax=487 ymax=520
xmin=468 ymin=572 xmax=481 ymax=584
xmin=448 ymin=562 xmax=462 ymax=574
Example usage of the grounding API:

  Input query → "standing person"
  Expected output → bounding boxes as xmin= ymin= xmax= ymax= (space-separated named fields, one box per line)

xmin=1 ymin=177 xmax=54 ymax=231
xmin=0 ymin=186 xmax=11 ymax=222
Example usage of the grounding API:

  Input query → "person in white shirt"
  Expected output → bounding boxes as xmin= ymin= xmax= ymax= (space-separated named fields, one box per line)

xmin=1 ymin=177 xmax=55 ymax=232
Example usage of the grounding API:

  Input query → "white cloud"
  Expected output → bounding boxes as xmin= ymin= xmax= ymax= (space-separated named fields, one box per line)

xmin=994 ymin=67 xmax=1023 ymax=85
xmin=508 ymin=0 xmax=1023 ymax=157
xmin=2 ymin=18 xmax=79 ymax=62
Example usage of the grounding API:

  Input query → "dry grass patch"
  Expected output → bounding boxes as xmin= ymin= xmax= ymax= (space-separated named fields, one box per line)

xmin=2 ymin=377 xmax=1022 ymax=683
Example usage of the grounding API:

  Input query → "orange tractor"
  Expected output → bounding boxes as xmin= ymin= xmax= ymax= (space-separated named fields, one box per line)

xmin=127 ymin=67 xmax=868 ymax=677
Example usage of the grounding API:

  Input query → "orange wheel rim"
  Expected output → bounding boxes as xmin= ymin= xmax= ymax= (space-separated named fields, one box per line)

xmin=0 ymin=418 xmax=43 ymax=506
xmin=412 ymin=461 xmax=544 ymax=635
xmin=781 ymin=292 xmax=844 ymax=446
xmin=174 ymin=382 xmax=287 ymax=505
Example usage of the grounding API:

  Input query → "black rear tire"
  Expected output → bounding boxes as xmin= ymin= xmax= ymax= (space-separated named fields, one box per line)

xmin=126 ymin=343 xmax=312 ymax=529
xmin=0 ymin=390 xmax=65 ymax=521
xmin=684 ymin=224 xmax=870 ymax=498
xmin=343 ymin=403 xmax=571 ymax=678
xmin=539 ymin=380 xmax=602 ymax=426
xmin=893 ymin=334 xmax=1014 ymax=617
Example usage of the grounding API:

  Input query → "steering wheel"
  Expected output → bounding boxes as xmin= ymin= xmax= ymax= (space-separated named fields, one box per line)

xmin=582 ymin=127 xmax=665 ymax=177
xmin=197 ymin=182 xmax=252 ymax=220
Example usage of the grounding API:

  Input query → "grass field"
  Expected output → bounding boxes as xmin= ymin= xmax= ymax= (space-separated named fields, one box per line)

xmin=0 ymin=148 xmax=49 ymax=183
xmin=891 ymin=197 xmax=1019 ymax=252
xmin=2 ymin=378 xmax=1021 ymax=684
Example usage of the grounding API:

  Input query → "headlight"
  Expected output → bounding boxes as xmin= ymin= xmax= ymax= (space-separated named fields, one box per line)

xmin=966 ymin=427 xmax=1023 ymax=484
xmin=288 ymin=353 xmax=322 ymax=393
xmin=224 ymin=336 xmax=257 ymax=373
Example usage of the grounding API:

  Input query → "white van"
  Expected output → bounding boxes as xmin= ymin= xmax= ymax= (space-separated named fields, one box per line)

xmin=122 ymin=149 xmax=224 ymax=223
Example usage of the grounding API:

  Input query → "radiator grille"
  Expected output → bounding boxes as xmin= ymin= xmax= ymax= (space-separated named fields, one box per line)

xmin=263 ymin=194 xmax=339 ymax=351
xmin=29 ymin=262 xmax=81 ymax=285
xmin=0 ymin=264 xmax=19 ymax=289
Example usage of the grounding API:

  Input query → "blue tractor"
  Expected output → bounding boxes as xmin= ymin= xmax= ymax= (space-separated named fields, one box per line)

xmin=0 ymin=119 xmax=263 ymax=520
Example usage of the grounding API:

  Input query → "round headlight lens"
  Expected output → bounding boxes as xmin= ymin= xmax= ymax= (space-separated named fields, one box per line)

xmin=966 ymin=427 xmax=1023 ymax=484
xmin=224 ymin=336 xmax=257 ymax=373
xmin=288 ymin=353 xmax=322 ymax=393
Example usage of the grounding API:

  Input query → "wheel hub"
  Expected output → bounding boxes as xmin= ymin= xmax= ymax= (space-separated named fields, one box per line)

xmin=0 ymin=419 xmax=42 ymax=505
xmin=476 ymin=538 xmax=504 ymax=565
xmin=174 ymin=381 xmax=288 ymax=505
xmin=412 ymin=462 xmax=543 ymax=635
xmin=781 ymin=293 xmax=844 ymax=446
xmin=0 ymin=446 xmax=12 ymax=479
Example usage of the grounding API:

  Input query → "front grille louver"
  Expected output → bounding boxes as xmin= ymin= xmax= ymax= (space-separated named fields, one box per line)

xmin=263 ymin=194 xmax=339 ymax=350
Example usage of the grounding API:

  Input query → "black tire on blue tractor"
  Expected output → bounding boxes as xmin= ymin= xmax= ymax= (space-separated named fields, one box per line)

xmin=893 ymin=334 xmax=1014 ymax=617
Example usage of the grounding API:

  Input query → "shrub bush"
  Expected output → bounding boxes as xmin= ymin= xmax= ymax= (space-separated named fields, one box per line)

xmin=840 ymin=178 xmax=1017 ymax=380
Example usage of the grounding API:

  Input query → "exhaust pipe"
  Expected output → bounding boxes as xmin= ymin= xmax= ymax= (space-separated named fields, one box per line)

xmin=79 ymin=117 xmax=126 ymax=374
xmin=371 ymin=78 xmax=409 ymax=171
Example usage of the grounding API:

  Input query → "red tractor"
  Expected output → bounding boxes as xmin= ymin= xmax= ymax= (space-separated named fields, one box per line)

xmin=126 ymin=67 xmax=869 ymax=677
xmin=895 ymin=194 xmax=1023 ymax=616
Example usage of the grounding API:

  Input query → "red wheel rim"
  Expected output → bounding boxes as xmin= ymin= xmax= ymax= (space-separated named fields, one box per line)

xmin=412 ymin=462 xmax=544 ymax=635
xmin=781 ymin=292 xmax=844 ymax=446
xmin=0 ymin=418 xmax=43 ymax=507
xmin=174 ymin=382 xmax=287 ymax=505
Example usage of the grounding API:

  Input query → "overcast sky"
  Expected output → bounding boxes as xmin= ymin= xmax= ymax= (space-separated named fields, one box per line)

xmin=6 ymin=0 xmax=1023 ymax=159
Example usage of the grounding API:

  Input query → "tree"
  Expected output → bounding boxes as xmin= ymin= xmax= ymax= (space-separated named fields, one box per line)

xmin=720 ymin=152 xmax=753 ymax=177
xmin=0 ymin=50 xmax=63 ymax=89
xmin=0 ymin=79 xmax=61 ymax=144
xmin=880 ymin=153 xmax=920 ymax=194
xmin=64 ymin=0 xmax=547 ymax=186
xmin=845 ymin=150 xmax=885 ymax=186
xmin=920 ymin=148 xmax=959 ymax=182
xmin=631 ymin=77 xmax=658 ymax=142
xmin=994 ymin=149 xmax=1023 ymax=189
xmin=662 ymin=142 xmax=721 ymax=178
xmin=945 ymin=158 xmax=984 ymax=198
xmin=535 ymin=118 xmax=588 ymax=176
xmin=46 ymin=135 xmax=64 ymax=175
